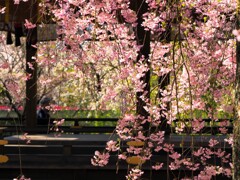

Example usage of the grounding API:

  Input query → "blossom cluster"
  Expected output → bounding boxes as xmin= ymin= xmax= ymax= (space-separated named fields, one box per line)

xmin=13 ymin=175 xmax=31 ymax=180
xmin=46 ymin=0 xmax=235 ymax=178
xmin=6 ymin=0 xmax=236 ymax=179
xmin=91 ymin=151 xmax=110 ymax=167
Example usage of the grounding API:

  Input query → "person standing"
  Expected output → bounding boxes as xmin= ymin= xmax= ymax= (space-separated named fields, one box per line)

xmin=37 ymin=96 xmax=51 ymax=125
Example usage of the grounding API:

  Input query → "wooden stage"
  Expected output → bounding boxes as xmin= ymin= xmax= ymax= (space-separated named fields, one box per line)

xmin=0 ymin=134 xmax=231 ymax=180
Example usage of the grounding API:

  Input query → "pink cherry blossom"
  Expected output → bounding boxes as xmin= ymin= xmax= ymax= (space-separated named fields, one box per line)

xmin=0 ymin=7 xmax=6 ymax=14
xmin=6 ymin=0 xmax=237 ymax=178
xmin=106 ymin=140 xmax=119 ymax=152
xmin=126 ymin=168 xmax=144 ymax=180
xmin=91 ymin=151 xmax=110 ymax=167
xmin=152 ymin=163 xmax=163 ymax=170
xmin=24 ymin=19 xmax=36 ymax=29
xmin=209 ymin=139 xmax=219 ymax=147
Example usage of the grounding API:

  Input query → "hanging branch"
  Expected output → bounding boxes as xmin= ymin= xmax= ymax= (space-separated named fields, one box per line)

xmin=233 ymin=1 xmax=240 ymax=179
xmin=1 ymin=81 xmax=22 ymax=119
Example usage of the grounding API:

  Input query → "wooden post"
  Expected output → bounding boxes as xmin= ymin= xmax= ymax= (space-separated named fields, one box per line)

xmin=131 ymin=0 xmax=151 ymax=118
xmin=25 ymin=0 xmax=38 ymax=128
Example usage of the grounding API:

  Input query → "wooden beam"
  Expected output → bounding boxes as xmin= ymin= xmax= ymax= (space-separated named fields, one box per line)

xmin=25 ymin=0 xmax=38 ymax=128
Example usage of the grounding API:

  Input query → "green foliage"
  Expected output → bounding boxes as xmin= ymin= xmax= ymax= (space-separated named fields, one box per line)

xmin=51 ymin=110 xmax=120 ymax=119
xmin=52 ymin=109 xmax=120 ymax=127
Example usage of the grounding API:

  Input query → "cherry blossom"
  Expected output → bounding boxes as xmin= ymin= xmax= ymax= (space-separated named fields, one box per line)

xmin=24 ymin=19 xmax=36 ymax=29
xmin=13 ymin=175 xmax=31 ymax=180
xmin=4 ymin=0 xmax=237 ymax=178
xmin=209 ymin=139 xmax=219 ymax=148
xmin=20 ymin=133 xmax=31 ymax=144
xmin=0 ymin=7 xmax=6 ymax=14
xmin=126 ymin=168 xmax=144 ymax=180
xmin=152 ymin=162 xmax=163 ymax=170
xmin=106 ymin=140 xmax=119 ymax=152
xmin=91 ymin=151 xmax=110 ymax=167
